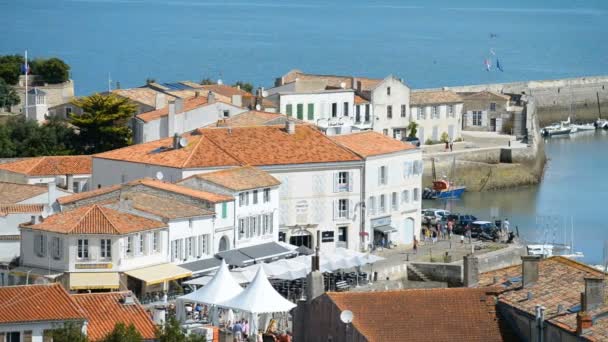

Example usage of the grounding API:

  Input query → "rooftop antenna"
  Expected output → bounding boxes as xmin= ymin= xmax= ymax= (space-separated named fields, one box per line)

xmin=108 ymin=72 xmax=112 ymax=93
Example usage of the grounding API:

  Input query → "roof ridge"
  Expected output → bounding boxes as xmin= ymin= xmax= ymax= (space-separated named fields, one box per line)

xmin=194 ymin=130 xmax=247 ymax=167
xmin=310 ymin=126 xmax=363 ymax=161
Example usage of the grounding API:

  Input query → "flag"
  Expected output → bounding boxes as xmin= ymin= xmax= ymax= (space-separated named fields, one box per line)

xmin=484 ymin=59 xmax=491 ymax=71
xmin=496 ymin=59 xmax=504 ymax=72
xmin=20 ymin=62 xmax=30 ymax=75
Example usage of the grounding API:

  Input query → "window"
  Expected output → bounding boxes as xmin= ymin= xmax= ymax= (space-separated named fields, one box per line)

xmin=387 ymin=105 xmax=392 ymax=119
xmin=401 ymin=190 xmax=410 ymax=203
xmin=296 ymin=104 xmax=304 ymax=120
xmin=413 ymin=188 xmax=420 ymax=201
xmin=417 ymin=107 xmax=426 ymax=120
xmin=286 ymin=104 xmax=293 ymax=116
xmin=356 ymin=105 xmax=361 ymax=122
xmin=268 ymin=213 xmax=274 ymax=233
xmin=379 ymin=166 xmax=387 ymax=185
xmin=392 ymin=192 xmax=398 ymax=210
xmin=6 ymin=332 xmax=20 ymax=342
xmin=490 ymin=102 xmax=496 ymax=111
xmin=365 ymin=104 xmax=370 ymax=122
xmin=221 ymin=202 xmax=228 ymax=218
xmin=262 ymin=214 xmax=270 ymax=234
xmin=331 ymin=103 xmax=337 ymax=117
xmin=238 ymin=218 xmax=246 ymax=239
xmin=307 ymin=103 xmax=314 ymax=120
xmin=126 ymin=236 xmax=133 ymax=256
xmin=250 ymin=216 xmax=257 ymax=237
xmin=223 ymin=110 xmax=230 ymax=118
xmin=239 ymin=192 xmax=249 ymax=206
xmin=65 ymin=107 xmax=73 ymax=116
xmin=401 ymin=104 xmax=406 ymax=118
xmin=448 ymin=105 xmax=454 ymax=118
xmin=263 ymin=188 xmax=270 ymax=202
xmin=153 ymin=232 xmax=160 ymax=253
xmin=171 ymin=240 xmax=178 ymax=261
xmin=387 ymin=87 xmax=391 ymax=95
xmin=198 ymin=235 xmax=209 ymax=257
xmin=338 ymin=199 xmax=348 ymax=219
xmin=189 ymin=219 xmax=193 ymax=229
xmin=100 ymin=239 xmax=111 ymax=259
xmin=379 ymin=194 xmax=386 ymax=213
xmin=253 ymin=190 xmax=259 ymax=204
xmin=431 ymin=106 xmax=439 ymax=119
xmin=338 ymin=227 xmax=347 ymax=242
xmin=77 ymin=239 xmax=89 ymax=259
xmin=138 ymin=234 xmax=145 ymax=254
xmin=336 ymin=171 xmax=350 ymax=192
xmin=368 ymin=196 xmax=376 ymax=215
xmin=343 ymin=102 xmax=349 ymax=116
xmin=187 ymin=237 xmax=194 ymax=257
xmin=34 ymin=234 xmax=46 ymax=257
xmin=472 ymin=111 xmax=483 ymax=126
xmin=51 ymin=237 xmax=62 ymax=260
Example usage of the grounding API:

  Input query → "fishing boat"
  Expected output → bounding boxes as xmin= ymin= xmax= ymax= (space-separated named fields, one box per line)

xmin=595 ymin=119 xmax=608 ymax=129
xmin=541 ymin=124 xmax=571 ymax=137
xmin=423 ymin=157 xmax=466 ymax=200
xmin=572 ymin=123 xmax=596 ymax=131
xmin=526 ymin=244 xmax=584 ymax=259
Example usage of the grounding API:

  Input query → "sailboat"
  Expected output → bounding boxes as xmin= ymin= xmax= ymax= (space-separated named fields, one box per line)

xmin=423 ymin=158 xmax=466 ymax=200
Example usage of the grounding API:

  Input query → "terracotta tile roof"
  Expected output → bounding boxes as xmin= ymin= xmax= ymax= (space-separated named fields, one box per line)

xmin=0 ymin=182 xmax=47 ymax=204
xmin=331 ymin=131 xmax=417 ymax=157
xmin=0 ymin=156 xmax=92 ymax=176
xmin=410 ymin=90 xmax=463 ymax=105
xmin=72 ymin=292 xmax=156 ymax=341
xmin=480 ymin=256 xmax=608 ymax=341
xmin=96 ymin=125 xmax=361 ymax=168
xmin=200 ymin=84 xmax=252 ymax=97
xmin=22 ymin=204 xmax=166 ymax=235
xmin=136 ymin=96 xmax=208 ymax=122
xmin=462 ymin=90 xmax=511 ymax=101
xmin=327 ymin=288 xmax=507 ymax=342
xmin=354 ymin=95 xmax=369 ymax=104
xmin=130 ymin=178 xmax=233 ymax=203
xmin=0 ymin=204 xmax=44 ymax=217
xmin=112 ymin=88 xmax=174 ymax=108
xmin=0 ymin=284 xmax=85 ymax=324
xmin=208 ymin=110 xmax=286 ymax=127
xmin=57 ymin=184 xmax=122 ymax=205
xmin=185 ymin=166 xmax=280 ymax=191
xmin=123 ymin=192 xmax=214 ymax=219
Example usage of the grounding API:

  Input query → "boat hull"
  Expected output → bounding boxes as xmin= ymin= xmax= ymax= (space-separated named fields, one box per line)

xmin=424 ymin=186 xmax=466 ymax=200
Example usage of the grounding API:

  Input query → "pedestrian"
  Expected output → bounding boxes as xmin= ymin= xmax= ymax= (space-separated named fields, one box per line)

xmin=233 ymin=320 xmax=243 ymax=342
xmin=413 ymin=236 xmax=418 ymax=254
xmin=432 ymin=229 xmax=437 ymax=244
xmin=449 ymin=138 xmax=454 ymax=152
xmin=445 ymin=140 xmax=449 ymax=151
xmin=441 ymin=223 xmax=447 ymax=240
xmin=447 ymin=220 xmax=453 ymax=239
xmin=504 ymin=218 xmax=510 ymax=232
xmin=243 ymin=320 xmax=249 ymax=340
xmin=381 ymin=236 xmax=386 ymax=249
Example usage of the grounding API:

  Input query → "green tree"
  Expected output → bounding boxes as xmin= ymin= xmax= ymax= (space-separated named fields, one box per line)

xmin=100 ymin=323 xmax=142 ymax=342
xmin=0 ymin=78 xmax=20 ymax=109
xmin=200 ymin=78 xmax=215 ymax=85
xmin=233 ymin=81 xmax=253 ymax=93
xmin=407 ymin=121 xmax=418 ymax=138
xmin=440 ymin=132 xmax=449 ymax=143
xmin=70 ymin=93 xmax=137 ymax=154
xmin=0 ymin=116 xmax=74 ymax=157
xmin=35 ymin=57 xmax=70 ymax=84
xmin=0 ymin=55 xmax=24 ymax=85
xmin=50 ymin=322 xmax=88 ymax=342
xmin=156 ymin=317 xmax=206 ymax=342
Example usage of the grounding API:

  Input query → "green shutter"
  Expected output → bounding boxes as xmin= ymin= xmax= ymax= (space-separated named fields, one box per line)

xmin=286 ymin=104 xmax=292 ymax=116
xmin=222 ymin=202 xmax=227 ymax=218
xmin=308 ymin=103 xmax=314 ymax=120
xmin=297 ymin=104 xmax=304 ymax=120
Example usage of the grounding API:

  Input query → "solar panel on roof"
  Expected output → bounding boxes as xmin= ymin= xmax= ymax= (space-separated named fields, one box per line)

xmin=568 ymin=304 xmax=582 ymax=313
xmin=162 ymin=82 xmax=194 ymax=91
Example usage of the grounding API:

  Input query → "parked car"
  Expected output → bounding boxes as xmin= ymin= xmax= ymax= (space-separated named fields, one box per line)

xmin=422 ymin=209 xmax=450 ymax=225
xmin=445 ymin=214 xmax=478 ymax=233
xmin=404 ymin=136 xmax=421 ymax=147
xmin=469 ymin=221 xmax=500 ymax=241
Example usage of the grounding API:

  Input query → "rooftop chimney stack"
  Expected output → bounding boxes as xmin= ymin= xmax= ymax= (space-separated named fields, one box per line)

xmin=47 ymin=181 xmax=57 ymax=207
xmin=231 ymin=94 xmax=242 ymax=108
xmin=207 ymin=91 xmax=216 ymax=104
xmin=174 ymin=98 xmax=184 ymax=114
xmin=522 ymin=255 xmax=541 ymax=288
xmin=583 ymin=277 xmax=605 ymax=311
xmin=168 ymin=100 xmax=176 ymax=136
xmin=463 ymin=254 xmax=479 ymax=287
xmin=155 ymin=93 xmax=166 ymax=110
xmin=286 ymin=119 xmax=296 ymax=135
xmin=173 ymin=133 xmax=180 ymax=149
xmin=66 ymin=174 xmax=74 ymax=192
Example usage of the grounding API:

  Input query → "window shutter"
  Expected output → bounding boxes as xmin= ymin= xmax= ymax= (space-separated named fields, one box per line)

xmin=333 ymin=200 xmax=338 ymax=220
xmin=385 ymin=166 xmax=389 ymax=184
xmin=349 ymin=200 xmax=354 ymax=218
xmin=269 ymin=213 xmax=274 ymax=233
xmin=23 ymin=331 xmax=32 ymax=342
xmin=378 ymin=168 xmax=382 ymax=185
xmin=333 ymin=173 xmax=338 ymax=193
xmin=348 ymin=172 xmax=353 ymax=192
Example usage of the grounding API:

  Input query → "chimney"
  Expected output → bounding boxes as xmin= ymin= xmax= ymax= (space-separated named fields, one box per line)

xmin=463 ymin=254 xmax=479 ymax=287
xmin=207 ymin=91 xmax=216 ymax=104
xmin=155 ymin=93 xmax=166 ymax=109
xmin=173 ymin=133 xmax=181 ymax=149
xmin=306 ymin=242 xmax=324 ymax=303
xmin=174 ymin=98 xmax=184 ymax=114
xmin=231 ymin=94 xmax=242 ymax=107
xmin=583 ymin=277 xmax=605 ymax=311
xmin=66 ymin=174 xmax=74 ymax=192
xmin=47 ymin=181 xmax=57 ymax=206
xmin=194 ymin=91 xmax=200 ymax=98
xmin=168 ymin=100 xmax=176 ymax=137
xmin=577 ymin=311 xmax=593 ymax=335
xmin=30 ymin=215 xmax=40 ymax=225
xmin=521 ymin=255 xmax=540 ymax=288
xmin=285 ymin=119 xmax=296 ymax=134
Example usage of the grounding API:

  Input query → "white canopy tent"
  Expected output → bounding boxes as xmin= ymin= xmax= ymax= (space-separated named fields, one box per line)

xmin=218 ymin=267 xmax=296 ymax=335
xmin=176 ymin=260 xmax=243 ymax=322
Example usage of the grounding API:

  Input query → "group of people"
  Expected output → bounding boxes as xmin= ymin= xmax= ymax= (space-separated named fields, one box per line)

xmin=230 ymin=319 xmax=250 ymax=341
xmin=421 ymin=219 xmax=454 ymax=244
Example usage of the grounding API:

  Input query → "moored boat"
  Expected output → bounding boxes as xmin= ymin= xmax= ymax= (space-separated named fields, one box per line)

xmin=423 ymin=180 xmax=466 ymax=200
xmin=572 ymin=123 xmax=596 ymax=131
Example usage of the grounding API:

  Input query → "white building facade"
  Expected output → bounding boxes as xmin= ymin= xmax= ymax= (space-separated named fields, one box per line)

xmin=410 ymin=90 xmax=464 ymax=144
xmin=368 ymin=76 xmax=411 ymax=140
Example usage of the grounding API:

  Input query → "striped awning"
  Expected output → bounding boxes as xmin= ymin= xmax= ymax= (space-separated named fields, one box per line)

xmin=69 ymin=272 xmax=120 ymax=290
xmin=124 ymin=263 xmax=191 ymax=285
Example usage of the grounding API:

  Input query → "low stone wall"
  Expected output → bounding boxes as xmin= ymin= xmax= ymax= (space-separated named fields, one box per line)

xmin=408 ymin=262 xmax=462 ymax=287
xmin=475 ymin=244 xmax=526 ymax=273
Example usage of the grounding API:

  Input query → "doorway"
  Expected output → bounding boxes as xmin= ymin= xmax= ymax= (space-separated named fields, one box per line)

xmin=289 ymin=230 xmax=312 ymax=249
xmin=218 ymin=236 xmax=230 ymax=252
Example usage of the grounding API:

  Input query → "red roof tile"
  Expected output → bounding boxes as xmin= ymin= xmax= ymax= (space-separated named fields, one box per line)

xmin=22 ymin=204 xmax=167 ymax=235
xmin=410 ymin=90 xmax=463 ymax=105
xmin=0 ymin=204 xmax=44 ymax=217
xmin=0 ymin=284 xmax=85 ymax=324
xmin=327 ymin=288 xmax=507 ymax=342
xmin=123 ymin=192 xmax=214 ymax=219
xmin=72 ymin=292 xmax=156 ymax=341
xmin=0 ymin=156 xmax=92 ymax=176
xmin=130 ymin=178 xmax=233 ymax=203
xmin=57 ymin=184 xmax=122 ymax=205
xmin=184 ymin=166 xmax=280 ymax=191
xmin=200 ymin=84 xmax=252 ymax=97
xmin=331 ymin=131 xmax=417 ymax=157
xmin=136 ymin=96 xmax=208 ymax=123
xmin=354 ymin=95 xmax=369 ymax=104
xmin=0 ymin=182 xmax=48 ymax=204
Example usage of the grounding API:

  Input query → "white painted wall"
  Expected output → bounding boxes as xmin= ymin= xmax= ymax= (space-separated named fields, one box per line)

xmin=371 ymin=77 xmax=411 ymax=138
xmin=0 ymin=320 xmax=82 ymax=342
xmin=168 ymin=216 xmax=215 ymax=264
xmin=364 ymin=150 xmax=422 ymax=247
xmin=276 ymin=90 xmax=355 ymax=125
xmin=92 ymin=158 xmax=183 ymax=187
xmin=411 ymin=103 xmax=463 ymax=144
xmin=233 ymin=186 xmax=279 ymax=249
xmin=26 ymin=175 xmax=91 ymax=193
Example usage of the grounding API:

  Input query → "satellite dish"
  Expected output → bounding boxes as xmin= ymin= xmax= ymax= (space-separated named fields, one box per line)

xmin=179 ymin=137 xmax=188 ymax=148
xmin=41 ymin=205 xmax=49 ymax=219
xmin=255 ymin=104 xmax=261 ymax=111
xmin=155 ymin=171 xmax=164 ymax=181
xmin=340 ymin=310 xmax=353 ymax=324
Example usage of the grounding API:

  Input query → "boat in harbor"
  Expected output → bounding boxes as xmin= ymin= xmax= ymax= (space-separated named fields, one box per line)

xmin=572 ymin=123 xmax=596 ymax=131
xmin=540 ymin=124 xmax=571 ymax=137
xmin=526 ymin=244 xmax=584 ymax=259
xmin=423 ymin=157 xmax=466 ymax=200
xmin=596 ymin=119 xmax=608 ymax=129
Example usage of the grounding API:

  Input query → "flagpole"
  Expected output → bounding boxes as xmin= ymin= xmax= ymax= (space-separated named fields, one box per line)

xmin=24 ymin=50 xmax=28 ymax=119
